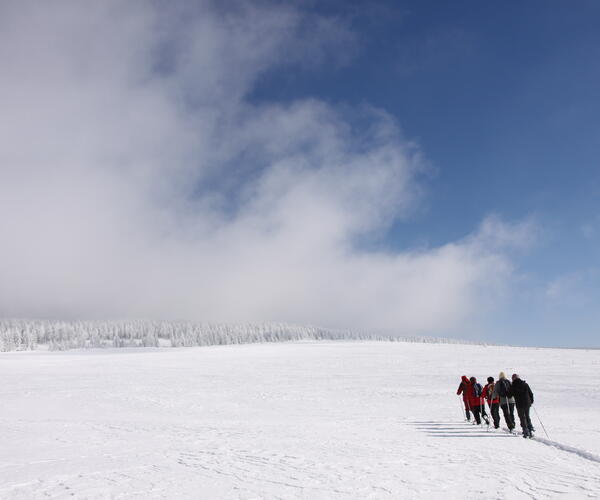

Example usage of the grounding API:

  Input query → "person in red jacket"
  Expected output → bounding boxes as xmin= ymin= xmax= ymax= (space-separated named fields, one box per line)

xmin=483 ymin=376 xmax=500 ymax=429
xmin=468 ymin=376 xmax=485 ymax=425
xmin=456 ymin=375 xmax=472 ymax=421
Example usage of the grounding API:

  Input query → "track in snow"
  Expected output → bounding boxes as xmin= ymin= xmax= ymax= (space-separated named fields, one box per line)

xmin=1 ymin=342 xmax=599 ymax=499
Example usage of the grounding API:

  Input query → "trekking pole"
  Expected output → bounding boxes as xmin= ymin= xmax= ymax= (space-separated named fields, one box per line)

xmin=459 ymin=397 xmax=466 ymax=421
xmin=532 ymin=406 xmax=550 ymax=439
xmin=482 ymin=399 xmax=487 ymax=431
xmin=466 ymin=400 xmax=473 ymax=424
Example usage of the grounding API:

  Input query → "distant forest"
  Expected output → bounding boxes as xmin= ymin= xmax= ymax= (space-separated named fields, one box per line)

xmin=0 ymin=319 xmax=486 ymax=352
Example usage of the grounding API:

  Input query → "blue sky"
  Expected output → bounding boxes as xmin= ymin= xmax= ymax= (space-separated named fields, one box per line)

xmin=1 ymin=1 xmax=598 ymax=346
xmin=253 ymin=1 xmax=600 ymax=245
xmin=249 ymin=1 xmax=600 ymax=346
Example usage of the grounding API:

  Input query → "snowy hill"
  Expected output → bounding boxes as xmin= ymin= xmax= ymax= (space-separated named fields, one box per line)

xmin=1 ymin=341 xmax=599 ymax=498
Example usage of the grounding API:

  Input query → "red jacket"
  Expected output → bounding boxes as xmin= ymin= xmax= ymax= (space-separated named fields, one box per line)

xmin=468 ymin=379 xmax=483 ymax=408
xmin=483 ymin=383 xmax=499 ymax=404
xmin=458 ymin=376 xmax=484 ymax=408
xmin=456 ymin=376 xmax=471 ymax=402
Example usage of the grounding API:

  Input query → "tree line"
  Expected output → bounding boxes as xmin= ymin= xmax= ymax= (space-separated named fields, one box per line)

xmin=0 ymin=319 xmax=488 ymax=352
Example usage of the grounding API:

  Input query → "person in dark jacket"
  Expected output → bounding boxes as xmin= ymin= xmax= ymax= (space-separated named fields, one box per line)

xmin=457 ymin=375 xmax=472 ymax=421
xmin=483 ymin=376 xmax=500 ymax=429
xmin=492 ymin=371 xmax=516 ymax=431
xmin=511 ymin=373 xmax=535 ymax=438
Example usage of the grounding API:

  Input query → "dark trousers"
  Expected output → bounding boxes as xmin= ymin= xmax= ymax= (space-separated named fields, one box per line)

xmin=463 ymin=401 xmax=471 ymax=420
xmin=480 ymin=404 xmax=490 ymax=424
xmin=501 ymin=402 xmax=515 ymax=429
xmin=517 ymin=405 xmax=534 ymax=435
xmin=489 ymin=402 xmax=500 ymax=428
xmin=472 ymin=404 xmax=482 ymax=425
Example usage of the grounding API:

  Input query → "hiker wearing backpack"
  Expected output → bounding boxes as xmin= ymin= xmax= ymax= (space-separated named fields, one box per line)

xmin=456 ymin=375 xmax=472 ymax=421
xmin=511 ymin=373 xmax=535 ymax=438
xmin=482 ymin=376 xmax=500 ymax=429
xmin=492 ymin=371 xmax=516 ymax=431
xmin=469 ymin=376 xmax=485 ymax=425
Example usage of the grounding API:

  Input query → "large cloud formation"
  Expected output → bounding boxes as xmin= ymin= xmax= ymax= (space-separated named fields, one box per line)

xmin=0 ymin=1 xmax=531 ymax=336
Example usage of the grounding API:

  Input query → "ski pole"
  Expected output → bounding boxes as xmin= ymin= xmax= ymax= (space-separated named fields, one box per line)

xmin=459 ymin=397 xmax=466 ymax=421
xmin=532 ymin=406 xmax=550 ymax=439
xmin=484 ymin=396 xmax=488 ymax=431
xmin=466 ymin=399 xmax=473 ymax=424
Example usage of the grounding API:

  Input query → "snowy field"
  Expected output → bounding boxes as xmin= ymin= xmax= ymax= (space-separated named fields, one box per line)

xmin=1 ymin=342 xmax=599 ymax=499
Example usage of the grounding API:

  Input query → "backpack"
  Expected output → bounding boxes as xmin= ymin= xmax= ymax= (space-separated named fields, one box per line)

xmin=497 ymin=378 xmax=511 ymax=398
xmin=472 ymin=382 xmax=482 ymax=397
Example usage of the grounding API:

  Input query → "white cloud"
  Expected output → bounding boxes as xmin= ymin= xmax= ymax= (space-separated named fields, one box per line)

xmin=467 ymin=214 xmax=538 ymax=252
xmin=0 ymin=0 xmax=531 ymax=337
xmin=544 ymin=269 xmax=600 ymax=306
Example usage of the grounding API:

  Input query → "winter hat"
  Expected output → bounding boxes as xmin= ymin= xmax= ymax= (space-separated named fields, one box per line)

xmin=498 ymin=371 xmax=506 ymax=379
xmin=487 ymin=376 xmax=494 ymax=383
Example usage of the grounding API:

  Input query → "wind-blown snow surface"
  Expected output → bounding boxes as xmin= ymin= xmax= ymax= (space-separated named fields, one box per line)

xmin=1 ymin=342 xmax=599 ymax=499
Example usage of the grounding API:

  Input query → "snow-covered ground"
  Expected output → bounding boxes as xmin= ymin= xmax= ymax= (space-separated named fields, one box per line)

xmin=1 ymin=342 xmax=599 ymax=499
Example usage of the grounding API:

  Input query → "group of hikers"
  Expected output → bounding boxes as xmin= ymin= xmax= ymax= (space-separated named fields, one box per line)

xmin=457 ymin=372 xmax=536 ymax=438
